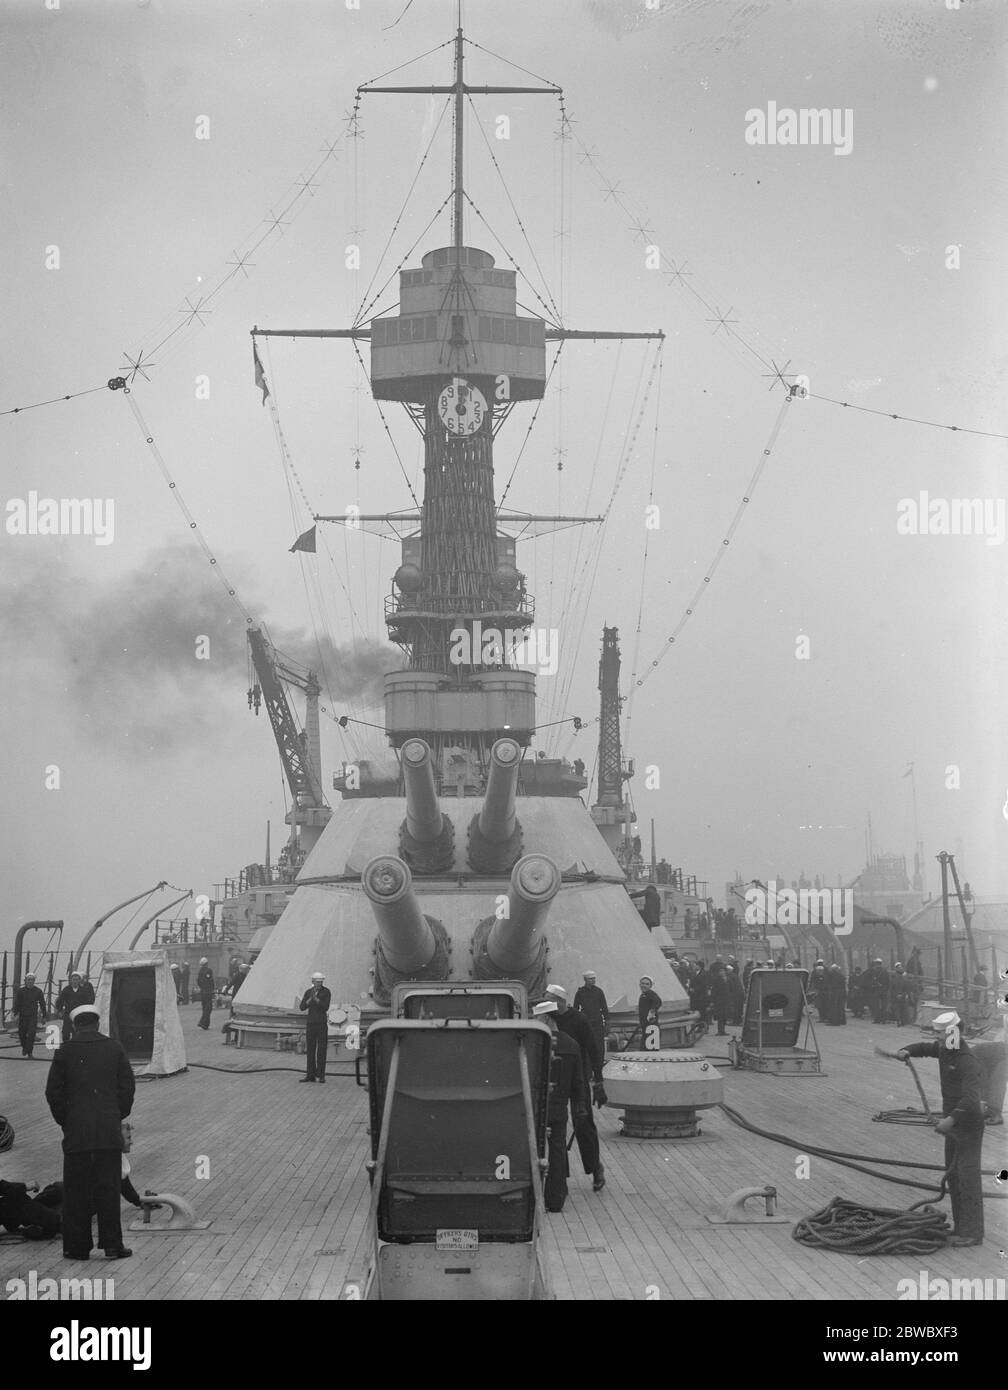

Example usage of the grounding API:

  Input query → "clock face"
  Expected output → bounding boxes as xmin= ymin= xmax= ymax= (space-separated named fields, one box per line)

xmin=437 ymin=377 xmax=487 ymax=437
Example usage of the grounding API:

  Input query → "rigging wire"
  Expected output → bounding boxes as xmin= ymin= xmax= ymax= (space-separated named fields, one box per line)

xmin=633 ymin=393 xmax=794 ymax=693
xmin=546 ymin=344 xmax=657 ymax=747
xmin=0 ymin=385 xmax=108 ymax=418
xmin=622 ymin=346 xmax=664 ymax=765
xmin=465 ymin=96 xmax=562 ymax=324
xmin=122 ymin=392 xmax=255 ymax=627
xmin=354 ymin=191 xmax=455 ymax=329
xmin=353 ymin=98 xmax=452 ymax=326
xmin=463 ymin=192 xmax=564 ymax=329
xmin=495 ymin=341 xmax=566 ymax=510
xmin=348 ymin=336 xmax=421 ymax=509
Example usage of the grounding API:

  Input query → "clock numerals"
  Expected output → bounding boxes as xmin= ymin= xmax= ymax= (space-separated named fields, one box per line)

xmin=438 ymin=378 xmax=487 ymax=437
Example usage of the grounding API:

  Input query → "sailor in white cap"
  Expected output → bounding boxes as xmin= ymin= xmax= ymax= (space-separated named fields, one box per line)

xmin=572 ymin=971 xmax=610 ymax=1066
xmin=12 ymin=972 xmax=47 ymax=1058
xmin=55 ymin=970 xmax=96 ymax=1044
xmin=196 ymin=957 xmax=215 ymax=1029
xmin=532 ymin=999 xmax=588 ymax=1213
xmin=637 ymin=976 xmax=662 ymax=1038
xmin=45 ymin=999 xmax=135 ymax=1259
xmin=898 ymin=1012 xmax=985 ymax=1246
xmin=546 ymin=985 xmax=606 ymax=1191
xmin=298 ymin=972 xmax=331 ymax=1083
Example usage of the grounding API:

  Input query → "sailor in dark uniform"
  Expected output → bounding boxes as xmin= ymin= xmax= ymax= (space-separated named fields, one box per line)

xmin=533 ymin=1000 xmax=587 ymax=1214
xmin=827 ymin=965 xmax=847 ymax=1025
xmin=196 ymin=958 xmax=214 ymax=1029
xmin=44 ymin=1003 xmax=136 ymax=1260
xmin=572 ymin=971 xmax=609 ymax=1064
xmin=638 ymin=976 xmax=663 ymax=1040
xmin=546 ymin=985 xmax=606 ymax=1192
xmin=12 ymin=972 xmax=47 ymax=1058
xmin=54 ymin=972 xmax=96 ymax=1045
xmin=298 ymin=972 xmax=332 ymax=1082
xmin=899 ymin=1011 xmax=985 ymax=1247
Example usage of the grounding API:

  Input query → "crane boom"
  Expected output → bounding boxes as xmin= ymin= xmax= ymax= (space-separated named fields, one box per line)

xmin=247 ymin=628 xmax=326 ymax=809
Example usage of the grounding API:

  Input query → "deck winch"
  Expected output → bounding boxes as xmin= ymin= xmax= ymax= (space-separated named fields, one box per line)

xmin=602 ymin=1051 xmax=723 ymax=1137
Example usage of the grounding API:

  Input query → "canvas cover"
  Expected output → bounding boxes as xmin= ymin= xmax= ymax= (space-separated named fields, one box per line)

xmin=94 ymin=949 xmax=187 ymax=1076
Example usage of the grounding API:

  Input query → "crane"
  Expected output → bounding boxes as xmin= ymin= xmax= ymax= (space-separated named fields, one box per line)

xmin=247 ymin=627 xmax=331 ymax=861
xmin=590 ymin=626 xmax=635 ymax=868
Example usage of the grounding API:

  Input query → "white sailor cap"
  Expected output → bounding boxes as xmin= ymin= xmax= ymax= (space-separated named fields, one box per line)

xmin=933 ymin=1011 xmax=960 ymax=1030
xmin=545 ymin=984 xmax=567 ymax=1000
xmin=70 ymin=1003 xmax=100 ymax=1022
xmin=532 ymin=1000 xmax=557 ymax=1017
xmin=311 ymin=972 xmax=325 ymax=981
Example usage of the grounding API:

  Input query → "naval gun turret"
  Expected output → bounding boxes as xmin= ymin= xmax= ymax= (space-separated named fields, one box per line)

xmin=398 ymin=738 xmax=455 ymax=873
xmin=468 ymin=738 xmax=524 ymax=873
xmin=362 ymin=856 xmax=451 ymax=1003
xmin=471 ymin=853 xmax=561 ymax=997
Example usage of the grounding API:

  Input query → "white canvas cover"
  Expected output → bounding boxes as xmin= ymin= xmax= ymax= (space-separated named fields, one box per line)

xmin=94 ymin=949 xmax=187 ymax=1077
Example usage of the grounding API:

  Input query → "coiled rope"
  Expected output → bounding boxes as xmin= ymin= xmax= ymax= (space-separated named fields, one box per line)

xmin=0 ymin=1115 xmax=14 ymax=1152
xmin=792 ymin=1196 xmax=951 ymax=1255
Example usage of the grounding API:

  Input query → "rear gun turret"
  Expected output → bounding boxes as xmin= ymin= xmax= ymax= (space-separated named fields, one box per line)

xmin=399 ymin=738 xmax=455 ymax=873
xmin=362 ymin=855 xmax=451 ymax=1003
xmin=467 ymin=737 xmax=523 ymax=872
xmin=471 ymin=853 xmax=561 ymax=996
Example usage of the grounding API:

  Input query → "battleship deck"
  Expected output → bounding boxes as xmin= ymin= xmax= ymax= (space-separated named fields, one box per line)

xmin=1 ymin=1010 xmax=1004 ymax=1301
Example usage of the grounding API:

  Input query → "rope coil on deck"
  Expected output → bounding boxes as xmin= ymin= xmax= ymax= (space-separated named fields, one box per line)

xmin=792 ymin=1197 xmax=951 ymax=1256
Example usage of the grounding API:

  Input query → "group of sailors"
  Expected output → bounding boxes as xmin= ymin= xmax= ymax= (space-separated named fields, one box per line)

xmin=9 ymin=971 xmax=96 ymax=1057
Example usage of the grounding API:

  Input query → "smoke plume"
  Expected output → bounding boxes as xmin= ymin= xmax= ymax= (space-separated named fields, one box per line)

xmin=1 ymin=545 xmax=398 ymax=757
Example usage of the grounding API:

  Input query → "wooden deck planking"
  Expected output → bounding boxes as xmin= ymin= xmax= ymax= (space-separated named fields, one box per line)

xmin=1 ymin=1008 xmax=1004 ymax=1300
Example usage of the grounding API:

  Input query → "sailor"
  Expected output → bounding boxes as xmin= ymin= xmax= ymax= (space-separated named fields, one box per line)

xmin=54 ymin=971 xmax=96 ymax=1045
xmin=170 ymin=962 xmax=182 ymax=1002
xmin=849 ymin=966 xmax=866 ymax=1018
xmin=969 ymin=1040 xmax=1007 ymax=1126
xmin=179 ymin=959 xmax=191 ymax=1005
xmin=572 ymin=970 xmax=609 ymax=1062
xmin=196 ymin=958 xmax=214 ymax=1029
xmin=532 ymin=999 xmax=587 ymax=1214
xmin=687 ymin=964 xmax=709 ymax=1027
xmin=298 ymin=972 xmax=332 ymax=1083
xmin=905 ymin=946 xmax=924 ymax=1010
xmin=826 ymin=964 xmax=847 ymax=1026
xmin=546 ymin=985 xmax=606 ymax=1193
xmin=809 ymin=960 xmax=828 ymax=1020
xmin=742 ymin=959 xmax=755 ymax=992
xmin=638 ymin=976 xmax=663 ymax=1039
xmin=708 ymin=962 xmax=729 ymax=1036
xmin=727 ymin=964 xmax=745 ymax=1024
xmin=44 ymin=1003 xmax=135 ymax=1260
xmin=12 ymin=973 xmax=47 ymax=1058
xmin=898 ymin=1012 xmax=985 ymax=1247
xmin=890 ymin=964 xmax=911 ymax=1027
xmin=865 ymin=959 xmax=889 ymax=1025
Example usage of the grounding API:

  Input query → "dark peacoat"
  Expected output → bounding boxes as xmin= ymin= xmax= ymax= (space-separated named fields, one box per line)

xmin=44 ymin=1029 xmax=135 ymax=1154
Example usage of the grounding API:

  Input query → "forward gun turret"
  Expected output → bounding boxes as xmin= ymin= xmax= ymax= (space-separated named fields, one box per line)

xmin=362 ymin=856 xmax=450 ymax=1003
xmin=471 ymin=853 xmax=561 ymax=995
xmin=468 ymin=738 xmax=523 ymax=872
xmin=399 ymin=738 xmax=454 ymax=872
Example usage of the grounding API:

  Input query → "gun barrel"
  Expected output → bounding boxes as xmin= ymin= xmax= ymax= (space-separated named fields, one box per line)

xmin=479 ymin=738 xmax=521 ymax=843
xmin=485 ymin=854 xmax=561 ymax=974
xmin=401 ymin=738 xmax=443 ymax=842
xmin=362 ymin=856 xmax=437 ymax=973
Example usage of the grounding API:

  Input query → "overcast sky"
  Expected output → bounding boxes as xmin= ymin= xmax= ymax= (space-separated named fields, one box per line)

xmin=2 ymin=0 xmax=1006 ymax=951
